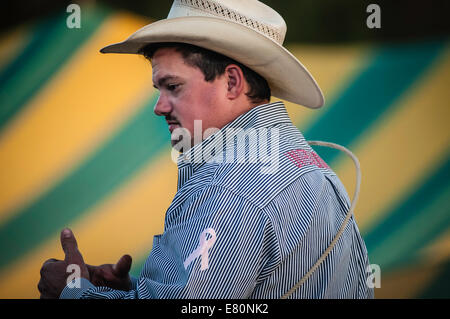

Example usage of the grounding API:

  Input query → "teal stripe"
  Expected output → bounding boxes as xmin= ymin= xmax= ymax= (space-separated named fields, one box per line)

xmin=373 ymin=184 xmax=450 ymax=272
xmin=0 ymin=24 xmax=43 ymax=83
xmin=364 ymin=154 xmax=450 ymax=272
xmin=0 ymin=6 xmax=111 ymax=130
xmin=130 ymin=255 xmax=147 ymax=278
xmin=303 ymin=40 xmax=446 ymax=164
xmin=0 ymin=19 xmax=54 ymax=87
xmin=419 ymin=258 xmax=450 ymax=298
xmin=0 ymin=94 xmax=170 ymax=271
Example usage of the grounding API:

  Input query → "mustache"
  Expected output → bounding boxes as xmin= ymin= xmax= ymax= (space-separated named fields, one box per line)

xmin=165 ymin=116 xmax=179 ymax=123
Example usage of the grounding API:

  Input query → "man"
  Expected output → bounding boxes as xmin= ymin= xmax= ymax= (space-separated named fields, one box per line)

xmin=38 ymin=0 xmax=374 ymax=299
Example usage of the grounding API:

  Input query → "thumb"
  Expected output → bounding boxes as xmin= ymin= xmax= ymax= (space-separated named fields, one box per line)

xmin=112 ymin=254 xmax=132 ymax=278
xmin=60 ymin=228 xmax=84 ymax=264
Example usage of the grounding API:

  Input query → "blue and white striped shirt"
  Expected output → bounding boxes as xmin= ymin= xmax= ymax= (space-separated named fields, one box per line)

xmin=60 ymin=101 xmax=374 ymax=299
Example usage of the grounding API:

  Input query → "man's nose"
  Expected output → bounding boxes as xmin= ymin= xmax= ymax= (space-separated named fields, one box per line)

xmin=153 ymin=93 xmax=172 ymax=116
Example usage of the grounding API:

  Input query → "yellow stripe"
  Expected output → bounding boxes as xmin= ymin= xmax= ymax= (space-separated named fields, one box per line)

xmin=420 ymin=230 xmax=450 ymax=266
xmin=376 ymin=231 xmax=450 ymax=298
xmin=0 ymin=151 xmax=177 ymax=298
xmin=375 ymin=261 xmax=442 ymax=298
xmin=280 ymin=44 xmax=371 ymax=129
xmin=0 ymin=13 xmax=153 ymax=223
xmin=332 ymin=46 xmax=450 ymax=231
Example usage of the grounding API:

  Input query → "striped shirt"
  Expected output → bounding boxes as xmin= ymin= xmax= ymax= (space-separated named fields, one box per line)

xmin=60 ymin=101 xmax=374 ymax=299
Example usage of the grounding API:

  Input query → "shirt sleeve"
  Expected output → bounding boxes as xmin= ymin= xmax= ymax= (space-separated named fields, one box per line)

xmin=60 ymin=185 xmax=280 ymax=299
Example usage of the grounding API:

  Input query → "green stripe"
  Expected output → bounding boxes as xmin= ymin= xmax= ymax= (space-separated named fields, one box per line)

xmin=0 ymin=94 xmax=170 ymax=271
xmin=130 ymin=254 xmax=148 ymax=278
xmin=373 ymin=184 xmax=450 ymax=272
xmin=419 ymin=257 xmax=450 ymax=298
xmin=0 ymin=6 xmax=111 ymax=130
xmin=0 ymin=26 xmax=33 ymax=75
xmin=302 ymin=40 xmax=446 ymax=164
xmin=0 ymin=19 xmax=53 ymax=87
xmin=364 ymin=154 xmax=450 ymax=271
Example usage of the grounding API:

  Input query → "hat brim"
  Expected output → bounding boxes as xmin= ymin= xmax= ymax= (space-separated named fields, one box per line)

xmin=100 ymin=16 xmax=324 ymax=108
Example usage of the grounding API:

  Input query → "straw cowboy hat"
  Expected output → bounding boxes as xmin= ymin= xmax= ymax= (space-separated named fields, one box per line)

xmin=100 ymin=0 xmax=324 ymax=108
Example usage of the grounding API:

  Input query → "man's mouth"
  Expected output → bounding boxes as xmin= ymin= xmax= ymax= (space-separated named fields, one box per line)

xmin=169 ymin=124 xmax=179 ymax=133
xmin=166 ymin=121 xmax=180 ymax=133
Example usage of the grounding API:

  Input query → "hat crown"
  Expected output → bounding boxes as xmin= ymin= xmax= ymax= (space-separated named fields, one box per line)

xmin=167 ymin=0 xmax=287 ymax=45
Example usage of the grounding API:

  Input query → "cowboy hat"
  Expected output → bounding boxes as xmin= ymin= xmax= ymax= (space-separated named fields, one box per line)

xmin=100 ymin=0 xmax=325 ymax=109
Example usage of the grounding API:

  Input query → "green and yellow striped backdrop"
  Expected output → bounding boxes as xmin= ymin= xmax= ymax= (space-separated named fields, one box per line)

xmin=0 ymin=5 xmax=449 ymax=298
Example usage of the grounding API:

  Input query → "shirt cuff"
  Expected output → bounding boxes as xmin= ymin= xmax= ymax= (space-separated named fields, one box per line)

xmin=59 ymin=277 xmax=96 ymax=299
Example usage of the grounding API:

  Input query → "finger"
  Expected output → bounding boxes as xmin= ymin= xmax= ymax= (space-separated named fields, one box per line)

xmin=85 ymin=264 xmax=101 ymax=282
xmin=43 ymin=258 xmax=59 ymax=265
xmin=40 ymin=259 xmax=59 ymax=276
xmin=37 ymin=278 xmax=53 ymax=299
xmin=112 ymin=255 xmax=132 ymax=278
xmin=60 ymin=228 xmax=84 ymax=264
xmin=85 ymin=263 xmax=95 ymax=273
xmin=37 ymin=279 xmax=46 ymax=294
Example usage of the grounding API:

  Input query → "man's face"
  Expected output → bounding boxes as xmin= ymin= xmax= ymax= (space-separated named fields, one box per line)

xmin=151 ymin=47 xmax=229 ymax=149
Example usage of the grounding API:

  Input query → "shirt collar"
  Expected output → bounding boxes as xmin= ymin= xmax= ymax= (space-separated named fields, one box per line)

xmin=177 ymin=100 xmax=291 ymax=174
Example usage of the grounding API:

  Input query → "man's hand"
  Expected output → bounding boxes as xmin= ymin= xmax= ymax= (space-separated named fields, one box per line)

xmin=38 ymin=228 xmax=133 ymax=298
xmin=87 ymin=254 xmax=133 ymax=291
xmin=38 ymin=228 xmax=89 ymax=299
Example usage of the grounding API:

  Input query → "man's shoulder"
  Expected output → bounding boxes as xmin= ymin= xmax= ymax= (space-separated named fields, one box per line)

xmin=208 ymin=131 xmax=336 ymax=209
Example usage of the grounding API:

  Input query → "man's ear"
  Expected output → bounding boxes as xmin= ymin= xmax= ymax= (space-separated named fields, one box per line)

xmin=225 ymin=64 xmax=245 ymax=100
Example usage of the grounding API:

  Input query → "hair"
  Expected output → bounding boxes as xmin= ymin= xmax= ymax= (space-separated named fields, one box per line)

xmin=139 ymin=42 xmax=271 ymax=104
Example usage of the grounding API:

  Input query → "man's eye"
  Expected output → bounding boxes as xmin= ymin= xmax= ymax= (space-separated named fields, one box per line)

xmin=167 ymin=84 xmax=180 ymax=91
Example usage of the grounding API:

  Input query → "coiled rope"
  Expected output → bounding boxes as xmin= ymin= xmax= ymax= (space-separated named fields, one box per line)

xmin=281 ymin=141 xmax=361 ymax=299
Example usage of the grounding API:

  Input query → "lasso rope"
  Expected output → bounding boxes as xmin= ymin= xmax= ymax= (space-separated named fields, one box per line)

xmin=281 ymin=141 xmax=362 ymax=299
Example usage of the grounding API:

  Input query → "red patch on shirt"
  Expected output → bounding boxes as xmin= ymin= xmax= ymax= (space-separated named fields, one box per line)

xmin=286 ymin=149 xmax=330 ymax=170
